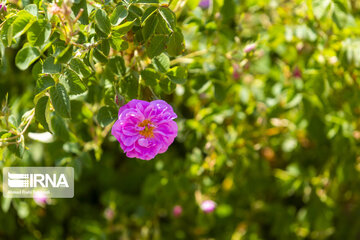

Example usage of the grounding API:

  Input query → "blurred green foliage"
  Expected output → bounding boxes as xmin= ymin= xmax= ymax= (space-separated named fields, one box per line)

xmin=2 ymin=0 xmax=360 ymax=239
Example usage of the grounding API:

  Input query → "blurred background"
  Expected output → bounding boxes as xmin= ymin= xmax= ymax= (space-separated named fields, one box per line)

xmin=2 ymin=0 xmax=360 ymax=239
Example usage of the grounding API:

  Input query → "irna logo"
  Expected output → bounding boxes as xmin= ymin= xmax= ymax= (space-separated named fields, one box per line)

xmin=3 ymin=167 xmax=74 ymax=198
xmin=8 ymin=172 xmax=69 ymax=188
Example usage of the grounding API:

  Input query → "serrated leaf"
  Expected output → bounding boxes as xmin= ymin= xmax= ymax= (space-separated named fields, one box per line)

xmin=124 ymin=73 xmax=139 ymax=99
xmin=147 ymin=34 xmax=168 ymax=58
xmin=51 ymin=114 xmax=69 ymax=140
xmin=97 ymin=106 xmax=117 ymax=127
xmin=155 ymin=13 xmax=171 ymax=34
xmin=32 ymin=61 xmax=42 ymax=80
xmin=152 ymin=53 xmax=170 ymax=72
xmin=62 ymin=69 xmax=87 ymax=95
xmin=93 ymin=48 xmax=108 ymax=63
xmin=167 ymin=66 xmax=187 ymax=84
xmin=36 ymin=76 xmax=55 ymax=94
xmin=15 ymin=46 xmax=40 ymax=70
xmin=142 ymin=12 xmax=159 ymax=40
xmin=167 ymin=28 xmax=184 ymax=56
xmin=35 ymin=96 xmax=52 ymax=131
xmin=27 ymin=20 xmax=52 ymax=47
xmin=95 ymin=9 xmax=111 ymax=35
xmin=110 ymin=5 xmax=128 ymax=26
xmin=10 ymin=10 xmax=35 ymax=41
xmin=108 ymin=56 xmax=126 ymax=76
xmin=43 ymin=56 xmax=61 ymax=74
xmin=50 ymin=84 xmax=71 ymax=118
xmin=158 ymin=7 xmax=176 ymax=31
xmin=55 ymin=45 xmax=73 ymax=64
xmin=69 ymin=58 xmax=91 ymax=78
xmin=141 ymin=68 xmax=160 ymax=87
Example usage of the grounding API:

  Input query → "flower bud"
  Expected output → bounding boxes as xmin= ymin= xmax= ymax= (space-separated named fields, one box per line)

xmin=201 ymin=200 xmax=216 ymax=213
xmin=33 ymin=191 xmax=48 ymax=205
xmin=104 ymin=208 xmax=115 ymax=221
xmin=0 ymin=4 xmax=7 ymax=15
xmin=173 ymin=205 xmax=183 ymax=217
xmin=199 ymin=0 xmax=210 ymax=9
xmin=243 ymin=43 xmax=256 ymax=53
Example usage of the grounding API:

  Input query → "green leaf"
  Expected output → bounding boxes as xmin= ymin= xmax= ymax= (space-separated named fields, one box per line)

xmin=141 ymin=68 xmax=160 ymax=87
xmin=55 ymin=45 xmax=73 ymax=64
xmin=43 ymin=56 xmax=61 ymax=74
xmin=112 ymin=20 xmax=135 ymax=35
xmin=124 ymin=72 xmax=139 ymax=99
xmin=159 ymin=76 xmax=176 ymax=94
xmin=24 ymin=4 xmax=38 ymax=17
xmin=167 ymin=27 xmax=184 ymax=56
xmin=95 ymin=9 xmax=111 ymax=35
xmin=71 ymin=0 xmax=89 ymax=25
xmin=15 ymin=46 xmax=40 ymax=70
xmin=312 ymin=0 xmax=331 ymax=19
xmin=110 ymin=35 xmax=129 ymax=51
xmin=158 ymin=7 xmax=176 ymax=31
xmin=155 ymin=13 xmax=172 ymax=34
xmin=27 ymin=20 xmax=52 ymax=47
xmin=50 ymin=84 xmax=71 ymax=118
xmin=142 ymin=11 xmax=159 ymax=40
xmin=51 ymin=114 xmax=69 ymax=140
xmin=147 ymin=34 xmax=168 ymax=58
xmin=166 ymin=66 xmax=187 ymax=84
xmin=97 ymin=106 xmax=117 ymax=127
xmin=35 ymin=96 xmax=52 ymax=131
xmin=9 ymin=10 xmax=36 ymax=42
xmin=69 ymin=58 xmax=91 ymax=78
xmin=36 ymin=76 xmax=55 ymax=95
xmin=93 ymin=48 xmax=108 ymax=63
xmin=108 ymin=56 xmax=126 ymax=76
xmin=152 ymin=53 xmax=170 ymax=73
xmin=62 ymin=69 xmax=87 ymax=95
xmin=32 ymin=61 xmax=42 ymax=80
xmin=110 ymin=5 xmax=128 ymax=26
xmin=221 ymin=0 xmax=236 ymax=22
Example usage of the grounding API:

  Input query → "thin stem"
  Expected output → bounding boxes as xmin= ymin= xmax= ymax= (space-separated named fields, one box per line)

xmin=170 ymin=49 xmax=208 ymax=65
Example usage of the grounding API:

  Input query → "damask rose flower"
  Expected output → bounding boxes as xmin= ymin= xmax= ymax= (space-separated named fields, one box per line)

xmin=201 ymin=200 xmax=216 ymax=213
xmin=111 ymin=99 xmax=178 ymax=160
xmin=173 ymin=205 xmax=183 ymax=217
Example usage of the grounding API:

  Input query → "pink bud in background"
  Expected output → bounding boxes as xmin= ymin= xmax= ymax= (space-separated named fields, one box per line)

xmin=199 ymin=0 xmax=210 ymax=9
xmin=243 ymin=43 xmax=256 ymax=53
xmin=104 ymin=208 xmax=115 ymax=221
xmin=33 ymin=191 xmax=48 ymax=205
xmin=201 ymin=200 xmax=216 ymax=213
xmin=48 ymin=3 xmax=61 ymax=15
xmin=173 ymin=205 xmax=183 ymax=217
xmin=0 ymin=4 xmax=6 ymax=12
xmin=293 ymin=66 xmax=302 ymax=78
xmin=232 ymin=63 xmax=240 ymax=80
